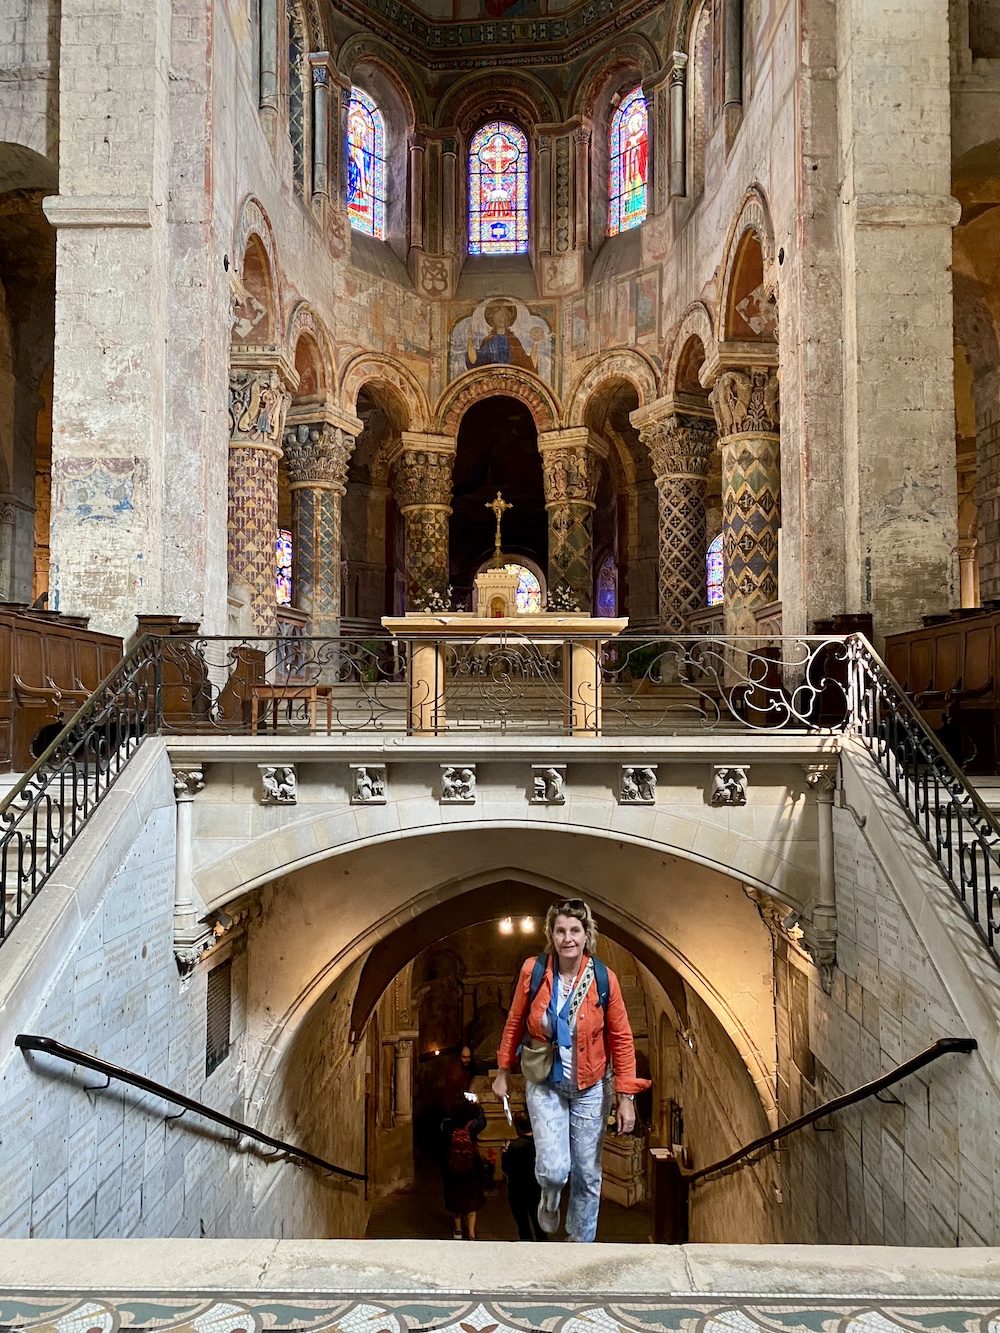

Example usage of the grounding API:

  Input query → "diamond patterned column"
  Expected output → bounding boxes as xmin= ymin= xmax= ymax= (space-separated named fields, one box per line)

xmin=638 ymin=412 xmax=716 ymax=632
xmin=391 ymin=435 xmax=455 ymax=610
xmin=228 ymin=364 xmax=293 ymax=632
xmin=538 ymin=428 xmax=607 ymax=612
xmin=284 ymin=422 xmax=356 ymax=636
xmin=708 ymin=366 xmax=780 ymax=636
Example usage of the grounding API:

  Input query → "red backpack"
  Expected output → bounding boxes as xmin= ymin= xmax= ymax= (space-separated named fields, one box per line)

xmin=449 ymin=1124 xmax=476 ymax=1174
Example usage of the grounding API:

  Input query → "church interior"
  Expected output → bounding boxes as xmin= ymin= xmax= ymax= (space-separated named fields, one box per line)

xmin=3 ymin=0 xmax=1000 ymax=1285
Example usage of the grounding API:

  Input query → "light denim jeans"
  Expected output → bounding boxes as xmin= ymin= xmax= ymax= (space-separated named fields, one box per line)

xmin=525 ymin=1075 xmax=612 ymax=1242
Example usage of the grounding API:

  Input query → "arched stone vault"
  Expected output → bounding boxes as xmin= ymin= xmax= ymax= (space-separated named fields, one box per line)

xmin=564 ymin=351 xmax=659 ymax=426
xmin=434 ymin=366 xmax=561 ymax=435
xmin=241 ymin=847 xmax=781 ymax=1142
xmin=339 ymin=352 xmax=432 ymax=432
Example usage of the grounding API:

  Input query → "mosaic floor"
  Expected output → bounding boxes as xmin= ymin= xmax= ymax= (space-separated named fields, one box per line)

xmin=1 ymin=1296 xmax=999 ymax=1333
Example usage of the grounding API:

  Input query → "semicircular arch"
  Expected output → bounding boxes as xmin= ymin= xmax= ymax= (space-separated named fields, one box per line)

xmin=340 ymin=352 xmax=431 ymax=432
xmin=435 ymin=366 xmax=561 ymax=435
xmin=569 ymin=36 xmax=659 ymax=118
xmin=564 ymin=350 xmax=659 ymax=427
xmin=232 ymin=196 xmax=283 ymax=345
xmin=436 ymin=70 xmax=560 ymax=133
xmin=717 ymin=186 xmax=777 ymax=339
xmin=285 ymin=302 xmax=338 ymax=400
xmin=662 ymin=302 xmax=716 ymax=395
xmin=337 ymin=37 xmax=426 ymax=129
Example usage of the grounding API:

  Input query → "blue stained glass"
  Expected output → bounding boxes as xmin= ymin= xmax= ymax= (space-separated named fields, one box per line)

xmin=503 ymin=563 xmax=541 ymax=613
xmin=277 ymin=528 xmax=293 ymax=606
xmin=608 ymin=87 xmax=648 ymax=236
xmin=469 ymin=121 xmax=529 ymax=255
xmin=347 ymin=88 xmax=386 ymax=240
xmin=707 ymin=532 xmax=724 ymax=605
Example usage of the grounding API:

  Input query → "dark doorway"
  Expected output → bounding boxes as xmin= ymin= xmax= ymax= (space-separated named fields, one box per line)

xmin=449 ymin=396 xmax=546 ymax=607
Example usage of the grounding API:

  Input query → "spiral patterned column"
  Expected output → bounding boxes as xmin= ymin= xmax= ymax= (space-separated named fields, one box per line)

xmin=538 ymin=428 xmax=606 ymax=612
xmin=228 ymin=365 xmax=292 ymax=632
xmin=708 ymin=366 xmax=780 ymax=636
xmin=391 ymin=437 xmax=455 ymax=610
xmin=638 ymin=413 xmax=717 ymax=633
xmin=283 ymin=422 xmax=356 ymax=636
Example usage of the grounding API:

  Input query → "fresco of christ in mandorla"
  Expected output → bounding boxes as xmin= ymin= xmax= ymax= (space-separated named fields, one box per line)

xmin=465 ymin=299 xmax=543 ymax=371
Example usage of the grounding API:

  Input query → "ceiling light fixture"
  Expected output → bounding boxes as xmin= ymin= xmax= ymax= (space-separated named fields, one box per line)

xmin=499 ymin=917 xmax=514 ymax=934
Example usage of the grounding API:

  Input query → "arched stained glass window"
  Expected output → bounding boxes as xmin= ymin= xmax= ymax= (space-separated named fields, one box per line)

xmin=346 ymin=87 xmax=386 ymax=240
xmin=503 ymin=563 xmax=542 ymax=613
xmin=276 ymin=529 xmax=293 ymax=605
xmin=706 ymin=532 xmax=724 ymax=605
xmin=469 ymin=121 xmax=529 ymax=255
xmin=608 ymin=87 xmax=648 ymax=235
xmin=596 ymin=553 xmax=617 ymax=616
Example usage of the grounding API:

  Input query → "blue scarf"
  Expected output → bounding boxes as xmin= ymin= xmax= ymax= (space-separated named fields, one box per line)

xmin=546 ymin=957 xmax=588 ymax=1084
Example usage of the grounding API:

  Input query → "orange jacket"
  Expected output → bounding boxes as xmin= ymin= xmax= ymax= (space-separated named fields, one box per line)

xmin=497 ymin=954 xmax=652 ymax=1095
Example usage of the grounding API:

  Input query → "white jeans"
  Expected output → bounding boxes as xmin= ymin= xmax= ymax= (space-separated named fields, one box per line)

xmin=525 ymin=1076 xmax=611 ymax=1242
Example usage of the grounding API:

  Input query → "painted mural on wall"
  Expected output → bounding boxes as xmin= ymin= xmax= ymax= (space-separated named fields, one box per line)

xmin=570 ymin=268 xmax=660 ymax=359
xmin=449 ymin=297 xmax=554 ymax=385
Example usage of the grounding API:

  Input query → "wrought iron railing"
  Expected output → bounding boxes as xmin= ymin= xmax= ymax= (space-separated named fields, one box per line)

xmin=0 ymin=636 xmax=158 ymax=941
xmin=848 ymin=636 xmax=1000 ymax=969
xmin=2 ymin=627 xmax=1000 ymax=989
xmin=15 ymin=1033 xmax=365 ymax=1180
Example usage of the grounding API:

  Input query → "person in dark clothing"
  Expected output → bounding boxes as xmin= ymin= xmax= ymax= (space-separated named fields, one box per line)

xmin=441 ymin=1094 xmax=487 ymax=1239
xmin=501 ymin=1112 xmax=547 ymax=1241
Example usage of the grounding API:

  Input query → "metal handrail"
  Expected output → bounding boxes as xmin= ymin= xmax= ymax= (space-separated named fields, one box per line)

xmin=682 ymin=1036 xmax=976 ymax=1184
xmin=15 ymin=1033 xmax=366 ymax=1181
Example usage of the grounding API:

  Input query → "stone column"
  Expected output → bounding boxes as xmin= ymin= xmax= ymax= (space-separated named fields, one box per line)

xmin=573 ymin=126 xmax=590 ymax=251
xmin=172 ymin=766 xmax=205 ymax=934
xmin=391 ymin=434 xmax=455 ymax=610
xmin=442 ymin=139 xmax=457 ymax=255
xmin=722 ymin=0 xmax=742 ymax=141
xmin=283 ymin=420 xmax=357 ymax=635
xmin=228 ymin=358 xmax=294 ymax=632
xmin=633 ymin=404 xmax=716 ymax=633
xmin=310 ymin=59 xmax=332 ymax=198
xmin=669 ymin=54 xmax=687 ymax=198
xmin=259 ymin=0 xmax=279 ymax=115
xmin=537 ymin=134 xmax=552 ymax=254
xmin=409 ymin=134 xmax=425 ymax=254
xmin=804 ymin=763 xmax=837 ymax=991
xmin=708 ymin=364 xmax=780 ymax=636
xmin=394 ymin=1038 xmax=414 ymax=1123
xmin=538 ymin=428 xmax=607 ymax=612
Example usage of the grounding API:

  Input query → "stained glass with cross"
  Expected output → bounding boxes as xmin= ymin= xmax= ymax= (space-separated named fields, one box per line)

xmin=469 ymin=121 xmax=529 ymax=255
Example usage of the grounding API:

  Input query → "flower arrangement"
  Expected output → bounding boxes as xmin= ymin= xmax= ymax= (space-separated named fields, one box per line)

xmin=422 ymin=586 xmax=454 ymax=613
xmin=546 ymin=582 xmax=583 ymax=613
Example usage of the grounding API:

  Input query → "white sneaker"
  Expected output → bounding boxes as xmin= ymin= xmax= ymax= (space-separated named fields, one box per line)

xmin=537 ymin=1187 xmax=562 ymax=1234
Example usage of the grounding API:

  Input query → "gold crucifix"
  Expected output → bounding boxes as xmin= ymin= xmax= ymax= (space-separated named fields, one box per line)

xmin=487 ymin=490 xmax=512 ymax=568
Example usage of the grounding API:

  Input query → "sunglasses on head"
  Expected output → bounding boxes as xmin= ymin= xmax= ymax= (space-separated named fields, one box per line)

xmin=558 ymin=899 xmax=586 ymax=912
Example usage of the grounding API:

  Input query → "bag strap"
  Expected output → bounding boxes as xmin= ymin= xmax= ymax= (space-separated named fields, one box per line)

xmin=593 ymin=956 xmax=610 ymax=1010
xmin=527 ymin=953 xmax=549 ymax=1006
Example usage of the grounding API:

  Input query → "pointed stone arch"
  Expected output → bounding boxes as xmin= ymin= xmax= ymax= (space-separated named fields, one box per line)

xmin=435 ymin=366 xmax=561 ymax=436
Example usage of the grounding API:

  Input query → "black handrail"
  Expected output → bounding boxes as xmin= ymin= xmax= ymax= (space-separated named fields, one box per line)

xmin=683 ymin=1035 xmax=976 ymax=1184
xmin=15 ymin=1033 xmax=366 ymax=1182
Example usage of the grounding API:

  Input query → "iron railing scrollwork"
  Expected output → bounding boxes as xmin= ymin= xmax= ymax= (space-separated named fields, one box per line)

xmin=0 ymin=635 xmax=160 ymax=940
xmin=3 ymin=628 xmax=1000 ymax=990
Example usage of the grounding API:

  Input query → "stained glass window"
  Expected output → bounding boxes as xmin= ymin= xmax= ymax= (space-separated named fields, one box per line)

xmin=288 ymin=6 xmax=306 ymax=193
xmin=469 ymin=121 xmax=529 ymax=255
xmin=707 ymin=533 xmax=724 ymax=605
xmin=346 ymin=88 xmax=386 ymax=240
xmin=277 ymin=529 xmax=293 ymax=605
xmin=608 ymin=87 xmax=648 ymax=235
xmin=596 ymin=554 xmax=617 ymax=616
xmin=503 ymin=564 xmax=541 ymax=613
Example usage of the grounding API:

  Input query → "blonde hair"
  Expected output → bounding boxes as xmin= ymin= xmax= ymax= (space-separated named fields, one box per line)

xmin=544 ymin=898 xmax=598 ymax=955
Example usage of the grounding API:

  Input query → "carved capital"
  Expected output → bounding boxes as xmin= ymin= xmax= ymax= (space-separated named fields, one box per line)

xmin=229 ymin=369 xmax=291 ymax=447
xmin=283 ymin=423 xmax=355 ymax=492
xmin=541 ymin=446 xmax=600 ymax=505
xmin=173 ymin=767 xmax=205 ymax=801
xmin=641 ymin=415 xmax=716 ymax=481
xmin=709 ymin=367 xmax=780 ymax=437
xmin=805 ymin=763 xmax=838 ymax=799
xmin=670 ymin=51 xmax=688 ymax=85
xmin=392 ymin=450 xmax=454 ymax=510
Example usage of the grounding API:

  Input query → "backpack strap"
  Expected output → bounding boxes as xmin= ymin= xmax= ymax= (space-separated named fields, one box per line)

xmin=527 ymin=953 xmax=550 ymax=1006
xmin=592 ymin=956 xmax=610 ymax=1010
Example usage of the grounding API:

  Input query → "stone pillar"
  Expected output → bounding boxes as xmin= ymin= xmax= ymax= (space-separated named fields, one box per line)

xmin=442 ymin=139 xmax=457 ymax=255
xmin=669 ymin=54 xmax=687 ymax=198
xmin=538 ymin=428 xmax=607 ymax=612
xmin=172 ymin=766 xmax=205 ymax=934
xmin=708 ymin=364 xmax=780 ymax=636
xmin=228 ymin=358 xmax=295 ymax=632
xmin=805 ymin=763 xmax=837 ymax=991
xmin=409 ymin=134 xmax=425 ymax=254
xmin=959 ymin=538 xmax=979 ymax=609
xmin=394 ymin=1038 xmax=414 ymax=1123
xmin=391 ymin=434 xmax=455 ymax=610
xmin=283 ymin=420 xmax=357 ymax=635
xmin=573 ymin=126 xmax=590 ymax=251
xmin=722 ymin=0 xmax=742 ymax=140
xmin=633 ymin=403 xmax=716 ymax=633
xmin=538 ymin=135 xmax=552 ymax=254
xmin=259 ymin=0 xmax=279 ymax=114
xmin=310 ymin=58 xmax=332 ymax=198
